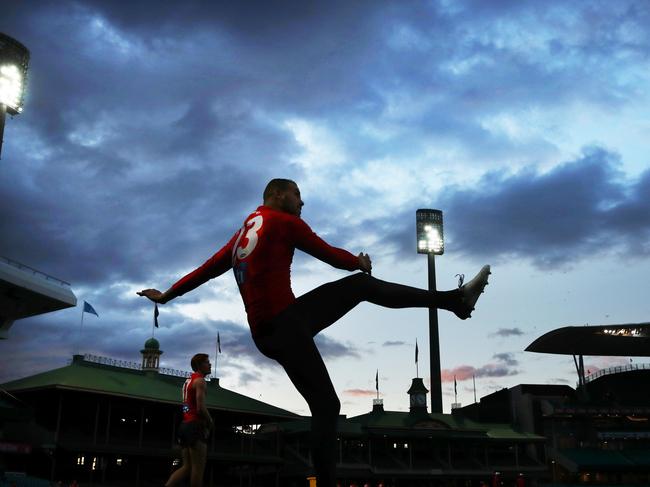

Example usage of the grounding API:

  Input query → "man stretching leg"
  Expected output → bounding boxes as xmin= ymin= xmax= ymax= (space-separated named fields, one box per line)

xmin=139 ymin=179 xmax=491 ymax=487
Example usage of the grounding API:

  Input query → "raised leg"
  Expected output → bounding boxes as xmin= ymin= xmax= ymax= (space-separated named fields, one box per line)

xmin=294 ymin=273 xmax=461 ymax=336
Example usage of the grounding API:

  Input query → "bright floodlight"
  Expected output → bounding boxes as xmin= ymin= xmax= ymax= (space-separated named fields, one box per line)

xmin=0 ymin=33 xmax=30 ymax=116
xmin=0 ymin=65 xmax=23 ymax=111
xmin=416 ymin=209 xmax=444 ymax=255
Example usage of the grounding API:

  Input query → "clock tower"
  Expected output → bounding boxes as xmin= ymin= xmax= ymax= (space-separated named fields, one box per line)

xmin=407 ymin=377 xmax=429 ymax=413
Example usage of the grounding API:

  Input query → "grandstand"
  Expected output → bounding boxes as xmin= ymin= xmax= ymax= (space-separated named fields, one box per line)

xmin=0 ymin=255 xmax=76 ymax=339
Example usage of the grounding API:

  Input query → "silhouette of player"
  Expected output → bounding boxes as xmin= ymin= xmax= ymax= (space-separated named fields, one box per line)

xmin=139 ymin=179 xmax=491 ymax=487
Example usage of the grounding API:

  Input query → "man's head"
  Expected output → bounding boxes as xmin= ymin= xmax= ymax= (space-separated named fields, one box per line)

xmin=263 ymin=178 xmax=304 ymax=217
xmin=190 ymin=353 xmax=211 ymax=376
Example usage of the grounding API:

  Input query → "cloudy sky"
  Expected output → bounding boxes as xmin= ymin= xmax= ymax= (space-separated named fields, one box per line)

xmin=1 ymin=0 xmax=649 ymax=417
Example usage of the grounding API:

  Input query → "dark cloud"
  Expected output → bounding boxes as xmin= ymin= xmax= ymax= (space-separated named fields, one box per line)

xmin=441 ymin=352 xmax=520 ymax=382
xmin=0 ymin=121 xmax=291 ymax=287
xmin=5 ymin=1 xmax=649 ymax=159
xmin=375 ymin=148 xmax=650 ymax=268
xmin=315 ymin=334 xmax=360 ymax=360
xmin=2 ymin=0 xmax=650 ymax=394
xmin=490 ymin=327 xmax=525 ymax=338
xmin=443 ymin=148 xmax=650 ymax=267
xmin=492 ymin=352 xmax=518 ymax=367
xmin=3 ymin=1 xmax=649 ymax=292
xmin=0 ymin=295 xmax=358 ymax=384
xmin=1 ymin=1 xmax=301 ymax=288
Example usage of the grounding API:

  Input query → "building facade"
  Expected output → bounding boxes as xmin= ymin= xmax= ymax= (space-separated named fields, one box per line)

xmin=1 ymin=341 xmax=298 ymax=486
xmin=260 ymin=379 xmax=548 ymax=487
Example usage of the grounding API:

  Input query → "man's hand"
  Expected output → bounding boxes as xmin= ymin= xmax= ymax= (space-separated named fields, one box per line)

xmin=358 ymin=253 xmax=372 ymax=275
xmin=137 ymin=289 xmax=168 ymax=304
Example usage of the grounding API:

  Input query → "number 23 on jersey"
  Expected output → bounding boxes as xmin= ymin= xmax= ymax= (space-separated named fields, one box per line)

xmin=232 ymin=214 xmax=263 ymax=262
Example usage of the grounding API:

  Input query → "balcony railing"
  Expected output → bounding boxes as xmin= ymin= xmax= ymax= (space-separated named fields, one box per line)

xmin=81 ymin=353 xmax=191 ymax=378
xmin=583 ymin=362 xmax=650 ymax=384
xmin=0 ymin=255 xmax=72 ymax=288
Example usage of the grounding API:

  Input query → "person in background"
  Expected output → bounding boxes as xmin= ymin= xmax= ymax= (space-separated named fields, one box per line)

xmin=164 ymin=354 xmax=213 ymax=487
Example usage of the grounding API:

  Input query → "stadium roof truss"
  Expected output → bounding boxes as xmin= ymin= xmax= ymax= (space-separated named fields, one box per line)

xmin=525 ymin=322 xmax=650 ymax=391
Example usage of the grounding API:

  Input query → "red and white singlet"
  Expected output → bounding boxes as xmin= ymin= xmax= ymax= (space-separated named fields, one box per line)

xmin=181 ymin=372 xmax=204 ymax=423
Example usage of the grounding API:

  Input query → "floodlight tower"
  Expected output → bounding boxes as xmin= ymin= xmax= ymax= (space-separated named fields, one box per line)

xmin=0 ymin=33 xmax=30 ymax=159
xmin=416 ymin=209 xmax=444 ymax=413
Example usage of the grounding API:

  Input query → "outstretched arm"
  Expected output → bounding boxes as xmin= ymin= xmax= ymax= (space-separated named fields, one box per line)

xmin=137 ymin=288 xmax=172 ymax=304
xmin=137 ymin=230 xmax=241 ymax=304
xmin=293 ymin=218 xmax=372 ymax=274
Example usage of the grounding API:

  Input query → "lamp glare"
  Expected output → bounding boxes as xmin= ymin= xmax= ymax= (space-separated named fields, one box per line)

xmin=0 ymin=64 xmax=23 ymax=110
xmin=416 ymin=209 xmax=444 ymax=255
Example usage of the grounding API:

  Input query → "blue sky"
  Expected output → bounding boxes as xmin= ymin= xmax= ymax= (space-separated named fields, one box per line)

xmin=1 ymin=0 xmax=649 ymax=416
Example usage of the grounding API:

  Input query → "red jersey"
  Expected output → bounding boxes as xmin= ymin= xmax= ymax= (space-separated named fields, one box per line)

xmin=170 ymin=205 xmax=359 ymax=335
xmin=181 ymin=372 xmax=204 ymax=423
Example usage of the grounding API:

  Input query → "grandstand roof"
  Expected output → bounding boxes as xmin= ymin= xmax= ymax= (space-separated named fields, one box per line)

xmin=0 ymin=255 xmax=77 ymax=338
xmin=349 ymin=410 xmax=543 ymax=440
xmin=0 ymin=355 xmax=298 ymax=421
xmin=525 ymin=323 xmax=650 ymax=356
xmin=270 ymin=409 xmax=543 ymax=441
xmin=557 ymin=448 xmax=650 ymax=471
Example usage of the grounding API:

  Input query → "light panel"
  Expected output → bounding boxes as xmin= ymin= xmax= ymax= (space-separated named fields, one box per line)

xmin=416 ymin=209 xmax=444 ymax=255
xmin=0 ymin=33 xmax=30 ymax=116
xmin=0 ymin=64 xmax=23 ymax=111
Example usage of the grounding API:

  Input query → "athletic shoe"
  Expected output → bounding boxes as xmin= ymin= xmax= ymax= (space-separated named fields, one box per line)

xmin=454 ymin=265 xmax=491 ymax=320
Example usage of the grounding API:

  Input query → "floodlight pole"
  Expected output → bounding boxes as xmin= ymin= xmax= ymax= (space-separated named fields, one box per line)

xmin=428 ymin=253 xmax=443 ymax=413
xmin=0 ymin=103 xmax=6 ymax=159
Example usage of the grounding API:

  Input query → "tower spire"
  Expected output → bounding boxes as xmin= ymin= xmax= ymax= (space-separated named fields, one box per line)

xmin=141 ymin=337 xmax=163 ymax=372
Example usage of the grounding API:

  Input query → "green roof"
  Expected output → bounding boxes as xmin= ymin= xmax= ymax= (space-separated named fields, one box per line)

xmin=558 ymin=448 xmax=650 ymax=469
xmin=346 ymin=409 xmax=544 ymax=441
xmin=265 ymin=408 xmax=544 ymax=441
xmin=143 ymin=337 xmax=160 ymax=350
xmin=1 ymin=357 xmax=297 ymax=421
xmin=482 ymin=423 xmax=544 ymax=440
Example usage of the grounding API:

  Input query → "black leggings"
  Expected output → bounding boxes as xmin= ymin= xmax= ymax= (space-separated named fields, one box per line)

xmin=252 ymin=273 xmax=457 ymax=487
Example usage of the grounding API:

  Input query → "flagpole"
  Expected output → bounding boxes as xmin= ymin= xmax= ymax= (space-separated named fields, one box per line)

xmin=376 ymin=369 xmax=379 ymax=400
xmin=215 ymin=332 xmax=221 ymax=378
xmin=473 ymin=375 xmax=477 ymax=403
xmin=415 ymin=339 xmax=419 ymax=378
xmin=77 ymin=305 xmax=85 ymax=355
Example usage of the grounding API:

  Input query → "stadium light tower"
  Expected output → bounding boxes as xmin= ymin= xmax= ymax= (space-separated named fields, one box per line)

xmin=416 ymin=209 xmax=444 ymax=413
xmin=0 ymin=32 xmax=30 ymax=159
